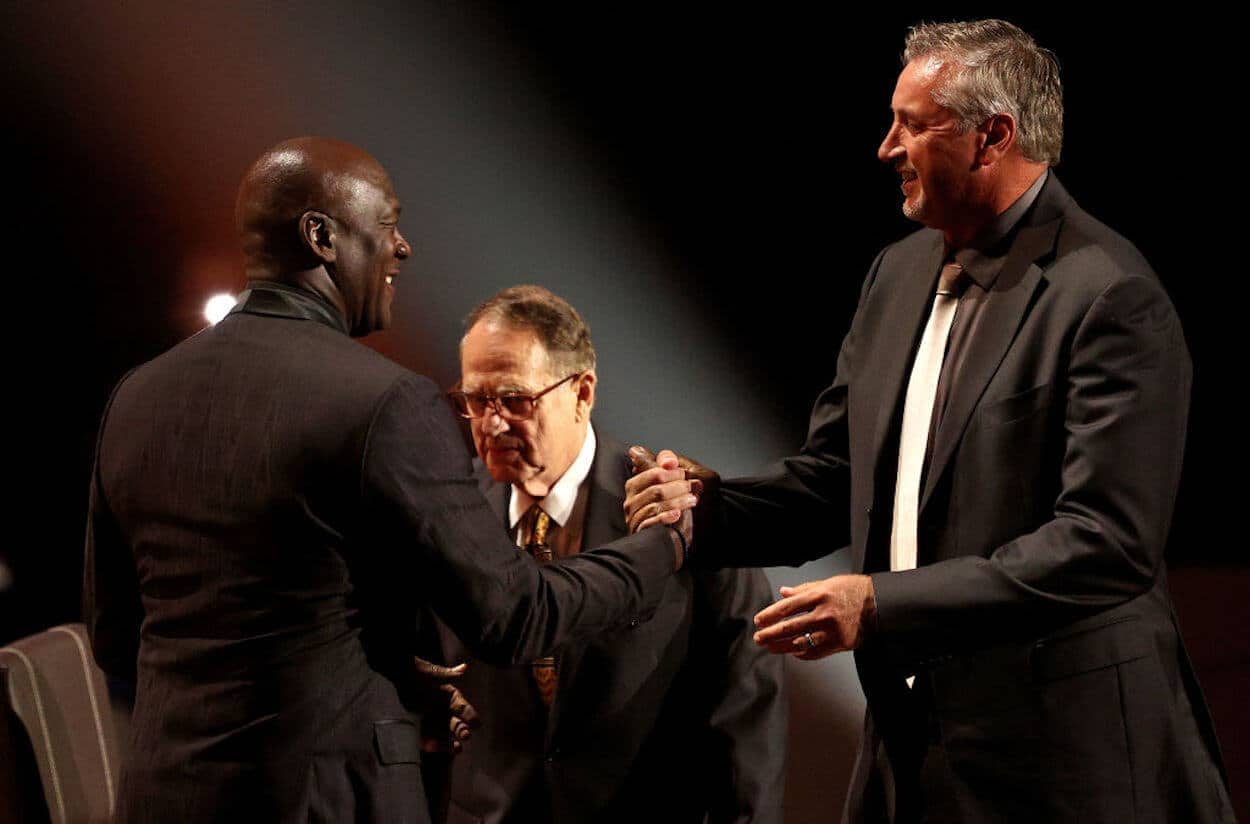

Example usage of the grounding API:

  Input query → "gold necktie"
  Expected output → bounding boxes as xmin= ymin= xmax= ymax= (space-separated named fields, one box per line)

xmin=524 ymin=505 xmax=558 ymax=707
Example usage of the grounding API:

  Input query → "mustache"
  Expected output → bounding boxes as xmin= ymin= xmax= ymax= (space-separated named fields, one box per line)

xmin=481 ymin=437 xmax=545 ymax=474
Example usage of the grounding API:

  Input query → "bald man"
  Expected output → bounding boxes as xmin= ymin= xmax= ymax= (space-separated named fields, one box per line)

xmin=83 ymin=137 xmax=685 ymax=823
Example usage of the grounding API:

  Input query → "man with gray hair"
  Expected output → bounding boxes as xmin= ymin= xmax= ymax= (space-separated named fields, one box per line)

xmin=625 ymin=19 xmax=1234 ymax=822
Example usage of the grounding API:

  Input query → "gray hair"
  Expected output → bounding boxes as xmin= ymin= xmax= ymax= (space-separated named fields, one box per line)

xmin=903 ymin=19 xmax=1062 ymax=165
xmin=464 ymin=285 xmax=596 ymax=376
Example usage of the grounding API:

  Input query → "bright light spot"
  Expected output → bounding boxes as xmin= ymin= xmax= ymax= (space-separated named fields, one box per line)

xmin=205 ymin=293 xmax=237 ymax=325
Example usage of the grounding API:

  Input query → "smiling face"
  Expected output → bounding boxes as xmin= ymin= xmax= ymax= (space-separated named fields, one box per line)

xmin=235 ymin=138 xmax=413 ymax=333
xmin=877 ymin=58 xmax=984 ymax=239
xmin=329 ymin=167 xmax=410 ymax=336
xmin=459 ymin=319 xmax=592 ymax=497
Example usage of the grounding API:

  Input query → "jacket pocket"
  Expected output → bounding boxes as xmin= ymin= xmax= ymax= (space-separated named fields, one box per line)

xmin=373 ymin=719 xmax=422 ymax=765
xmin=981 ymin=382 xmax=1051 ymax=425
xmin=1031 ymin=615 xmax=1150 ymax=683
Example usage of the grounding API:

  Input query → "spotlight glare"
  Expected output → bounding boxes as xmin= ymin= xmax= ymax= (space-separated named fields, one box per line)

xmin=205 ymin=293 xmax=238 ymax=325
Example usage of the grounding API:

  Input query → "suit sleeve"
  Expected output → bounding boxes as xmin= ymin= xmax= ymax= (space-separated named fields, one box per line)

xmin=704 ymin=247 xmax=888 ymax=567
xmin=360 ymin=375 xmax=677 ymax=667
xmin=869 ymin=272 xmax=1191 ymax=664
xmin=695 ymin=567 xmax=787 ymax=824
xmin=83 ymin=385 xmax=142 ymax=688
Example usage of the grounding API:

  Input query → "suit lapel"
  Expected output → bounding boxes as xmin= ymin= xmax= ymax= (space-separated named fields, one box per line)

xmin=918 ymin=216 xmax=1062 ymax=514
xmin=869 ymin=234 xmax=946 ymax=496
xmin=581 ymin=438 xmax=629 ymax=552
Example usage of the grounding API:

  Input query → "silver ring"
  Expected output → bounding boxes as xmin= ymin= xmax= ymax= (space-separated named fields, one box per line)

xmin=803 ymin=631 xmax=816 ymax=650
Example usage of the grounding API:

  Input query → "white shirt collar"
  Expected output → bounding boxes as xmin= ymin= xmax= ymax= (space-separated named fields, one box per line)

xmin=508 ymin=423 xmax=597 ymax=529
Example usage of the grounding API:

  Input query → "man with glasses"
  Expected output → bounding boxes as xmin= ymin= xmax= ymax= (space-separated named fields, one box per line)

xmin=83 ymin=139 xmax=686 ymax=824
xmin=439 ymin=285 xmax=785 ymax=824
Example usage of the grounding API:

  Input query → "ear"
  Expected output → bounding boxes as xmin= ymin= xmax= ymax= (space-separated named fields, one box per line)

xmin=299 ymin=210 xmax=337 ymax=264
xmin=575 ymin=370 xmax=597 ymax=420
xmin=976 ymin=113 xmax=1017 ymax=167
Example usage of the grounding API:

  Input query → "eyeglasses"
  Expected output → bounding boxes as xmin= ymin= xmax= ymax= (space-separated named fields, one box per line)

xmin=448 ymin=373 xmax=579 ymax=421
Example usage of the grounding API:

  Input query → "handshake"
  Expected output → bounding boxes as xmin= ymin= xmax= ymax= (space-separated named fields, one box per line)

xmin=423 ymin=443 xmax=875 ymax=755
xmin=623 ymin=446 xmax=875 ymax=661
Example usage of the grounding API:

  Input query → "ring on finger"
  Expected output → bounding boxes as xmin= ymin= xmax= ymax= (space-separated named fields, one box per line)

xmin=804 ymin=631 xmax=816 ymax=650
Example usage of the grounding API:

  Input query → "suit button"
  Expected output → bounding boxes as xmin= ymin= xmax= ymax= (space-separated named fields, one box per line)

xmin=629 ymin=618 xmax=640 ymax=629
xmin=865 ymin=507 xmax=872 ymax=519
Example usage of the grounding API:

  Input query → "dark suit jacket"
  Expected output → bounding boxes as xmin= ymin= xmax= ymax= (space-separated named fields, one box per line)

xmin=701 ymin=176 xmax=1235 ymax=823
xmin=83 ymin=283 xmax=676 ymax=824
xmin=437 ymin=432 xmax=786 ymax=824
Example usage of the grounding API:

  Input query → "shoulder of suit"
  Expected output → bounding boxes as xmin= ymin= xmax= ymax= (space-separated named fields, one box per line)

xmin=1014 ymin=174 xmax=1166 ymax=302
xmin=1048 ymin=203 xmax=1164 ymax=296
xmin=128 ymin=313 xmax=413 ymax=379
xmin=371 ymin=371 xmax=456 ymax=425
xmin=868 ymin=200 xmax=1168 ymax=307
xmin=116 ymin=319 xmax=444 ymax=428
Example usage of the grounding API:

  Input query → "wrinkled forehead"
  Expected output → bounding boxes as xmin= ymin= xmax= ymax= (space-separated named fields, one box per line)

xmin=460 ymin=321 xmax=554 ymax=387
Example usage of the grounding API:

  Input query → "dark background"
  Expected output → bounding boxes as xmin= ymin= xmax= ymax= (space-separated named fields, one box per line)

xmin=2 ymin=3 xmax=1243 ymax=819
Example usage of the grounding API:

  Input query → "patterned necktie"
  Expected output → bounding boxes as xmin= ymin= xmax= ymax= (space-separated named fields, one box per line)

xmin=523 ymin=505 xmax=558 ymax=707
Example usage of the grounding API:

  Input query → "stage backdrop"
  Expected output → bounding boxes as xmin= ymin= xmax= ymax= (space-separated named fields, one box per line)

xmin=2 ymin=3 xmax=1242 ymax=820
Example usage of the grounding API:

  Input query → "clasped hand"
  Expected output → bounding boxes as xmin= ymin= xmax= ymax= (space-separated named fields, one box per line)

xmin=623 ymin=446 xmax=704 ymax=533
xmin=623 ymin=445 xmax=875 ymax=659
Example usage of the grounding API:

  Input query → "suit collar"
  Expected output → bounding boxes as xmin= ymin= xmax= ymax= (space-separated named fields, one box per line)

xmin=1024 ymin=171 xmax=1076 ymax=226
xmin=228 ymin=280 xmax=349 ymax=335
xmin=947 ymin=170 xmax=1048 ymax=291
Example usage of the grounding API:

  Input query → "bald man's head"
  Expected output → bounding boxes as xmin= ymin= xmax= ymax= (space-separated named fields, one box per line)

xmin=234 ymin=137 xmax=410 ymax=336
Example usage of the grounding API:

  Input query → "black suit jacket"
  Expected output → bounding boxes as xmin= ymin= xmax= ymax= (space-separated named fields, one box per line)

xmin=83 ymin=284 xmax=676 ymax=824
xmin=438 ymin=432 xmax=786 ymax=824
xmin=702 ymin=176 xmax=1235 ymax=822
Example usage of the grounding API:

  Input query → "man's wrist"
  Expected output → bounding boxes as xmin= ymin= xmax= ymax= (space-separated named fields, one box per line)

xmin=665 ymin=523 xmax=689 ymax=570
xmin=858 ymin=574 xmax=879 ymax=646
